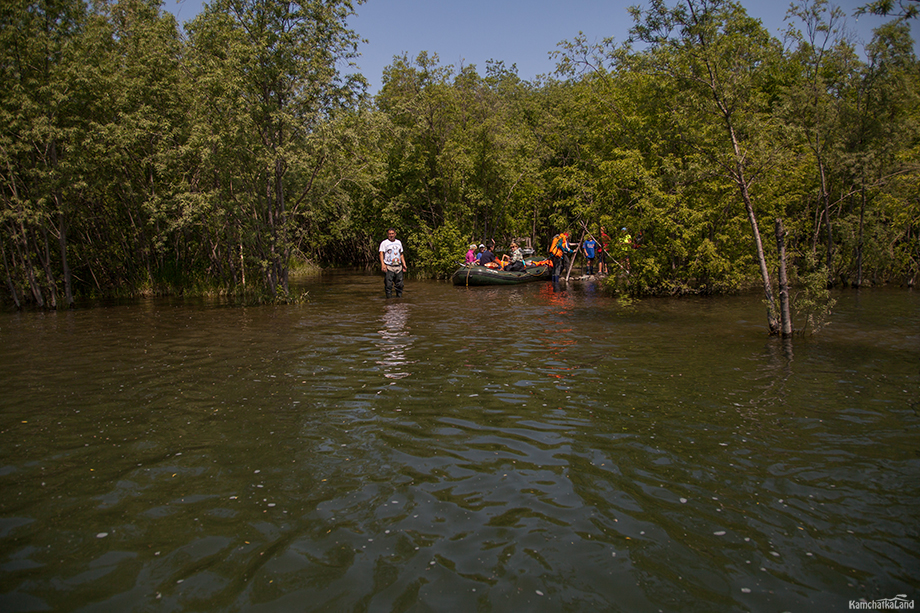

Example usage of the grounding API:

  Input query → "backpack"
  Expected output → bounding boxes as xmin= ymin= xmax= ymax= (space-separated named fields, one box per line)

xmin=550 ymin=234 xmax=566 ymax=257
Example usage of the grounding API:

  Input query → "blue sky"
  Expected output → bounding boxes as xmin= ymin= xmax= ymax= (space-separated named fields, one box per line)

xmin=164 ymin=0 xmax=911 ymax=94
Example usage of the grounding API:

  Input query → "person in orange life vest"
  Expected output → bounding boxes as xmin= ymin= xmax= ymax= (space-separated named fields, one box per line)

xmin=549 ymin=232 xmax=575 ymax=282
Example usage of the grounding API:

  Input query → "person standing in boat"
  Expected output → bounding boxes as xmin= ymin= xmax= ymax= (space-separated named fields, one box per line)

xmin=379 ymin=227 xmax=408 ymax=298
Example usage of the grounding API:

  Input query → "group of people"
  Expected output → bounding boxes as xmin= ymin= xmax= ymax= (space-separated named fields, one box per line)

xmin=464 ymin=241 xmax=526 ymax=271
xmin=551 ymin=226 xmax=635 ymax=278
xmin=378 ymin=225 xmax=637 ymax=298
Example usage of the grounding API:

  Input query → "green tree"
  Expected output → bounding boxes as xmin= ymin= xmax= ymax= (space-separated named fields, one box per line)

xmin=781 ymin=0 xmax=855 ymax=277
xmin=855 ymin=0 xmax=920 ymax=21
xmin=186 ymin=0 xmax=363 ymax=298
xmin=0 ymin=0 xmax=193 ymax=305
xmin=627 ymin=0 xmax=791 ymax=332
xmin=0 ymin=0 xmax=87 ymax=307
xmin=76 ymin=0 xmax=190 ymax=294
xmin=840 ymin=21 xmax=919 ymax=286
xmin=374 ymin=53 xmax=548 ymax=275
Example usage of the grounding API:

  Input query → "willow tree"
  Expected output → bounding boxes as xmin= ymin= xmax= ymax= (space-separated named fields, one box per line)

xmin=0 ymin=0 xmax=86 ymax=308
xmin=75 ymin=0 xmax=190 ymax=294
xmin=628 ymin=0 xmax=790 ymax=334
xmin=375 ymin=52 xmax=458 ymax=233
xmin=187 ymin=0 xmax=363 ymax=297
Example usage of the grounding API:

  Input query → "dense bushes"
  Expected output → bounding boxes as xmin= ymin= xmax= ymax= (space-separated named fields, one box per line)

xmin=2 ymin=0 xmax=917 ymax=311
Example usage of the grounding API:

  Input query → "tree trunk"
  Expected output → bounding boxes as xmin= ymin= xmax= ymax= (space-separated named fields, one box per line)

xmin=18 ymin=224 xmax=44 ymax=307
xmin=58 ymin=212 xmax=74 ymax=308
xmin=275 ymin=155 xmax=289 ymax=296
xmin=818 ymin=160 xmax=833 ymax=274
xmin=855 ymin=185 xmax=866 ymax=288
xmin=50 ymin=140 xmax=73 ymax=307
xmin=40 ymin=228 xmax=58 ymax=309
xmin=1 ymin=240 xmax=22 ymax=309
xmin=775 ymin=218 xmax=793 ymax=338
xmin=739 ymin=182 xmax=779 ymax=334
xmin=725 ymin=117 xmax=779 ymax=334
xmin=565 ymin=229 xmax=586 ymax=282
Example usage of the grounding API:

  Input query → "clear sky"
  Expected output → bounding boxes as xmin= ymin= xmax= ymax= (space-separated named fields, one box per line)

xmin=164 ymin=0 xmax=913 ymax=94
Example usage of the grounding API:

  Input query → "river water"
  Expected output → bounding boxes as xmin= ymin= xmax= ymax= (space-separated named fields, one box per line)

xmin=1 ymin=272 xmax=917 ymax=612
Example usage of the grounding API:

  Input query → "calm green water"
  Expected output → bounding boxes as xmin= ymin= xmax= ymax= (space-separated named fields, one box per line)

xmin=1 ymin=272 xmax=918 ymax=612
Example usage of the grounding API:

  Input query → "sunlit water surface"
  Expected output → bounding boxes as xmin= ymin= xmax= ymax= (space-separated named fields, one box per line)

xmin=1 ymin=272 xmax=918 ymax=612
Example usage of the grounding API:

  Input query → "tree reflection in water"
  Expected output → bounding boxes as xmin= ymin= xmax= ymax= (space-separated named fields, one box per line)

xmin=376 ymin=302 xmax=414 ymax=379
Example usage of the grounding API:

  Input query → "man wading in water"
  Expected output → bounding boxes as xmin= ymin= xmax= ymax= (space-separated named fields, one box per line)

xmin=379 ymin=227 xmax=408 ymax=298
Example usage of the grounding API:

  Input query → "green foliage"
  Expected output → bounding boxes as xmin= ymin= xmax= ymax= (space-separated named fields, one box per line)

xmin=184 ymin=0 xmax=363 ymax=296
xmin=791 ymin=255 xmax=837 ymax=335
xmin=407 ymin=220 xmax=466 ymax=280
xmin=855 ymin=0 xmax=919 ymax=20
xmin=1 ymin=0 xmax=917 ymax=315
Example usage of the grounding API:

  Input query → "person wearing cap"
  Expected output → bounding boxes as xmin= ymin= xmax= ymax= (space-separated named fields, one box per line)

xmin=475 ymin=244 xmax=485 ymax=262
xmin=465 ymin=243 xmax=478 ymax=264
xmin=379 ymin=227 xmax=408 ymax=298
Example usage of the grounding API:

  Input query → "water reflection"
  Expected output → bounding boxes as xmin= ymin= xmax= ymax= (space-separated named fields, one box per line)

xmin=376 ymin=302 xmax=414 ymax=379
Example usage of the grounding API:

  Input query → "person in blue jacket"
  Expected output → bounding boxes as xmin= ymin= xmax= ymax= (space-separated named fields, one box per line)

xmin=583 ymin=236 xmax=598 ymax=276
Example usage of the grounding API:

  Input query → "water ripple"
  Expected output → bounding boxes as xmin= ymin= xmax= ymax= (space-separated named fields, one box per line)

xmin=0 ymin=282 xmax=917 ymax=610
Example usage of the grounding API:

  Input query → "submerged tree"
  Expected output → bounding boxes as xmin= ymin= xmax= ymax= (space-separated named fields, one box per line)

xmin=627 ymin=0 xmax=791 ymax=333
xmin=1 ymin=0 xmax=194 ymax=304
xmin=373 ymin=53 xmax=549 ymax=277
xmin=1 ymin=0 xmax=915 ymax=308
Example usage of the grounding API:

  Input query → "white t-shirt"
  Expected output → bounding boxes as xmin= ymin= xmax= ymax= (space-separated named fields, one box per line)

xmin=379 ymin=238 xmax=403 ymax=267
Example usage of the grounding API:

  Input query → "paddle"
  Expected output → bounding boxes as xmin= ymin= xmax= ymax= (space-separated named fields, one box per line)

xmin=564 ymin=228 xmax=587 ymax=283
